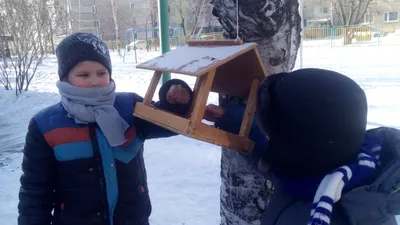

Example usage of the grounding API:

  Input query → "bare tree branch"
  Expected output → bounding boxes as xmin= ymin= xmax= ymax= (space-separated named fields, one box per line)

xmin=332 ymin=1 xmax=345 ymax=25
xmin=348 ymin=0 xmax=356 ymax=25
xmin=190 ymin=0 xmax=205 ymax=36
xmin=331 ymin=0 xmax=375 ymax=44
xmin=332 ymin=0 xmax=374 ymax=26
xmin=339 ymin=1 xmax=348 ymax=25
xmin=0 ymin=0 xmax=51 ymax=94
xmin=170 ymin=0 xmax=187 ymax=35
xmin=355 ymin=0 xmax=374 ymax=24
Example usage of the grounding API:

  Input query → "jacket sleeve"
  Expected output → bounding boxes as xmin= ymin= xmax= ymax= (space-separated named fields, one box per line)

xmin=135 ymin=79 xmax=193 ymax=140
xmin=214 ymin=101 xmax=269 ymax=168
xmin=18 ymin=118 xmax=56 ymax=225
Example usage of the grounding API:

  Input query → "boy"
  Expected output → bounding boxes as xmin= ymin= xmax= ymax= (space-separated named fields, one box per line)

xmin=207 ymin=68 xmax=400 ymax=224
xmin=18 ymin=32 xmax=193 ymax=225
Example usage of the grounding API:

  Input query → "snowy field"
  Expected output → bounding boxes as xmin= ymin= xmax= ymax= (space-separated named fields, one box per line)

xmin=1 ymin=41 xmax=400 ymax=225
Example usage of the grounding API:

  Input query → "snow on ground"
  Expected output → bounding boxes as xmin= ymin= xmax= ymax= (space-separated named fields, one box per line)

xmin=1 ymin=42 xmax=400 ymax=225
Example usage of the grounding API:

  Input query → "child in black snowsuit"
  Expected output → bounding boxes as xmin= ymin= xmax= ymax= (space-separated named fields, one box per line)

xmin=17 ymin=32 xmax=193 ymax=225
xmin=207 ymin=68 xmax=400 ymax=225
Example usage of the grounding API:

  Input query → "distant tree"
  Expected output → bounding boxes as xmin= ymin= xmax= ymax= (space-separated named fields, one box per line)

xmin=331 ymin=0 xmax=374 ymax=44
xmin=110 ymin=0 xmax=121 ymax=55
xmin=170 ymin=0 xmax=188 ymax=35
xmin=0 ymin=0 xmax=52 ymax=94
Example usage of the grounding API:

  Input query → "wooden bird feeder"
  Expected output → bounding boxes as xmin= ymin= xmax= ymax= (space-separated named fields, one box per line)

xmin=134 ymin=40 xmax=268 ymax=153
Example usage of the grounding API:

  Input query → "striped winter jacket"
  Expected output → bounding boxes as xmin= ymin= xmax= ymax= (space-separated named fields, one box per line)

xmin=17 ymin=79 xmax=193 ymax=225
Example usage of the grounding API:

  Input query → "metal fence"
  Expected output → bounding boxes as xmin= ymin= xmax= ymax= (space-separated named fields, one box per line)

xmin=302 ymin=24 xmax=400 ymax=47
xmin=103 ymin=36 xmax=184 ymax=52
xmin=188 ymin=25 xmax=400 ymax=48
xmin=105 ymin=24 xmax=400 ymax=58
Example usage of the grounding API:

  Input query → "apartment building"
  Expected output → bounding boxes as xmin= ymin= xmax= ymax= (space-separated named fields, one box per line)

xmin=303 ymin=0 xmax=400 ymax=28
xmin=59 ymin=0 xmax=183 ymax=41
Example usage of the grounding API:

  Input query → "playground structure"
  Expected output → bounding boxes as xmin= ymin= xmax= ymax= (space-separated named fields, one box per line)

xmin=122 ymin=26 xmax=184 ymax=64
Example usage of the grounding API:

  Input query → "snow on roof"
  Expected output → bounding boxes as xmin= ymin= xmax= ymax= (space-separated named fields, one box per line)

xmin=136 ymin=42 xmax=257 ymax=75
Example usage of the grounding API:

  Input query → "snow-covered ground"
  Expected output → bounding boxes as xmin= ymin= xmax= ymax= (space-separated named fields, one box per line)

xmin=1 ymin=42 xmax=400 ymax=225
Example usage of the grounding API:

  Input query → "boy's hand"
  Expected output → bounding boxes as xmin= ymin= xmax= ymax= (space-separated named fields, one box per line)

xmin=204 ymin=104 xmax=226 ymax=122
xmin=166 ymin=84 xmax=191 ymax=104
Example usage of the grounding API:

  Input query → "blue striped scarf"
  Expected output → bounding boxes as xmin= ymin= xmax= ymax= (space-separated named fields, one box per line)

xmin=308 ymin=134 xmax=382 ymax=225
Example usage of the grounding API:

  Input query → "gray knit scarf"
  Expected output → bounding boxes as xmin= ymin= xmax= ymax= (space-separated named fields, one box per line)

xmin=56 ymin=80 xmax=129 ymax=147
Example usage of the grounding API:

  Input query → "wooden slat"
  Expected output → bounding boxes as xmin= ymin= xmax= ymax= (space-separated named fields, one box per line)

xmin=239 ymin=79 xmax=259 ymax=137
xmin=186 ymin=76 xmax=202 ymax=117
xmin=143 ymin=71 xmax=162 ymax=106
xmin=187 ymin=39 xmax=244 ymax=47
xmin=133 ymin=103 xmax=254 ymax=153
xmin=189 ymin=70 xmax=216 ymax=126
xmin=190 ymin=122 xmax=254 ymax=153
xmin=133 ymin=103 xmax=190 ymax=134
xmin=210 ymin=49 xmax=267 ymax=98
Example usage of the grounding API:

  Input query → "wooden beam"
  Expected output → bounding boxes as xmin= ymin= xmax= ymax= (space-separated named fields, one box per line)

xmin=186 ymin=76 xmax=202 ymax=117
xmin=143 ymin=71 xmax=162 ymax=106
xmin=189 ymin=70 xmax=216 ymax=126
xmin=187 ymin=39 xmax=244 ymax=46
xmin=134 ymin=103 xmax=190 ymax=134
xmin=190 ymin=122 xmax=254 ymax=153
xmin=239 ymin=79 xmax=259 ymax=137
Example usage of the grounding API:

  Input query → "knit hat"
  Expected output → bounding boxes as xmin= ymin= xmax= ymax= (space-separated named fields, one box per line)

xmin=256 ymin=68 xmax=368 ymax=178
xmin=56 ymin=32 xmax=112 ymax=80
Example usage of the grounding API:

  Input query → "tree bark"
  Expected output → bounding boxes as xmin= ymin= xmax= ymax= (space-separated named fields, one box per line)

xmin=212 ymin=0 xmax=301 ymax=224
xmin=212 ymin=0 xmax=301 ymax=74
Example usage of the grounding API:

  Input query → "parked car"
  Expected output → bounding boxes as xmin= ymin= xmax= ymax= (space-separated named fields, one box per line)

xmin=127 ymin=40 xmax=147 ymax=51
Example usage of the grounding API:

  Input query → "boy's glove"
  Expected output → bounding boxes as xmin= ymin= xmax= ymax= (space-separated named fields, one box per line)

xmin=166 ymin=84 xmax=191 ymax=104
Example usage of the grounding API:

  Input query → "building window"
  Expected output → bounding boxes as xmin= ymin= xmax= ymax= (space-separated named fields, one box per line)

xmin=92 ymin=5 xmax=97 ymax=13
xmin=130 ymin=3 xmax=134 ymax=10
xmin=322 ymin=7 xmax=328 ymax=14
xmin=136 ymin=1 xmax=145 ymax=9
xmin=364 ymin=13 xmax=373 ymax=23
xmin=384 ymin=11 xmax=399 ymax=23
xmin=314 ymin=7 xmax=320 ymax=17
xmin=94 ymin=20 xmax=100 ymax=27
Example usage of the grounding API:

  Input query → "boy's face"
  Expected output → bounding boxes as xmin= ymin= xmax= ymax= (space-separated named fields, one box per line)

xmin=65 ymin=61 xmax=110 ymax=88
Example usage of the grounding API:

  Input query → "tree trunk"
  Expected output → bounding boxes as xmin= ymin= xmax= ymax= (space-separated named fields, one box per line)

xmin=50 ymin=22 xmax=55 ymax=54
xmin=181 ymin=16 xmax=186 ymax=36
xmin=344 ymin=27 xmax=354 ymax=45
xmin=150 ymin=10 xmax=158 ymax=51
xmin=110 ymin=0 xmax=121 ymax=56
xmin=212 ymin=0 xmax=301 ymax=224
